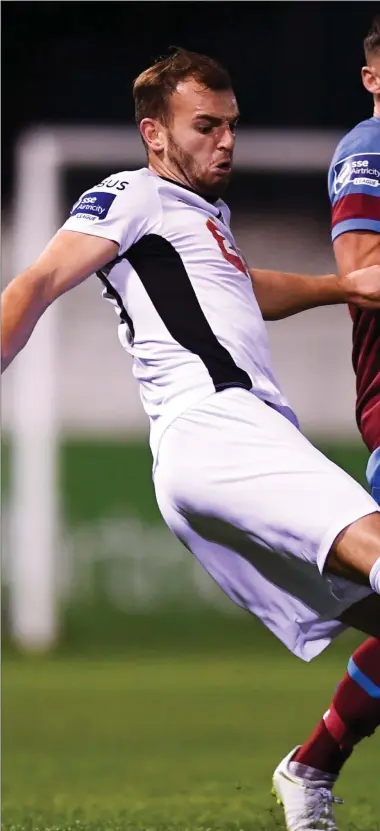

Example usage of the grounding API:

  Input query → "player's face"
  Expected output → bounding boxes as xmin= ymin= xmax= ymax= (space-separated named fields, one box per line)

xmin=164 ymin=80 xmax=239 ymax=197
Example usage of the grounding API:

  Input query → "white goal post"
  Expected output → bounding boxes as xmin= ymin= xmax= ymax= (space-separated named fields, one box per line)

xmin=8 ymin=125 xmax=343 ymax=650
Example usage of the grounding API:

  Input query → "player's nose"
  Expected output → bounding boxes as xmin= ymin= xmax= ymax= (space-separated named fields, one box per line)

xmin=217 ymin=126 xmax=235 ymax=152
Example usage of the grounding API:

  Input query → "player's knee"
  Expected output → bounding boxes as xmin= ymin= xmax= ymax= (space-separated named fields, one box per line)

xmin=325 ymin=512 xmax=380 ymax=584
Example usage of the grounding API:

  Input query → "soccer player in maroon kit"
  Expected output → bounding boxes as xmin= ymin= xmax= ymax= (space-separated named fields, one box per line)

xmin=273 ymin=16 xmax=380 ymax=831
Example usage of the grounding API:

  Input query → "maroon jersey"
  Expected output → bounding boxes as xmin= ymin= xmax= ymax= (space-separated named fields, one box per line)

xmin=328 ymin=117 xmax=380 ymax=451
xmin=349 ymin=305 xmax=380 ymax=451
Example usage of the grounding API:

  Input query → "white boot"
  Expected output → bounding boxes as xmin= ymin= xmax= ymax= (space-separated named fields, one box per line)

xmin=272 ymin=746 xmax=343 ymax=831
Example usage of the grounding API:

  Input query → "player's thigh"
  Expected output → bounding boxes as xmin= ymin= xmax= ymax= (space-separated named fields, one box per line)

xmin=337 ymin=444 xmax=380 ymax=636
xmin=326 ymin=511 xmax=380 ymax=583
xmin=154 ymin=390 xmax=377 ymax=575
xmin=154 ymin=443 xmax=373 ymax=661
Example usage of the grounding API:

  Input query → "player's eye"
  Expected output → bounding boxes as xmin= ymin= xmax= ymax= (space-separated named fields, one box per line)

xmin=197 ymin=123 xmax=213 ymax=134
xmin=229 ymin=121 xmax=239 ymax=134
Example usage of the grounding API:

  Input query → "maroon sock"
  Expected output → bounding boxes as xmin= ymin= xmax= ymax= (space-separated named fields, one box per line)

xmin=293 ymin=637 xmax=380 ymax=776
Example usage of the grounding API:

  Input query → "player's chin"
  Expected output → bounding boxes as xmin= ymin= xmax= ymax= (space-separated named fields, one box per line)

xmin=203 ymin=169 xmax=232 ymax=195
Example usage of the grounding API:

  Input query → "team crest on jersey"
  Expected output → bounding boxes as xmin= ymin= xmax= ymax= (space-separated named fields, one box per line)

xmin=333 ymin=153 xmax=380 ymax=195
xmin=70 ymin=191 xmax=116 ymax=221
xmin=206 ymin=218 xmax=249 ymax=276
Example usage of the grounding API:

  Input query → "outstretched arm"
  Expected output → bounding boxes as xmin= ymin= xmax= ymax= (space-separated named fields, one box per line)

xmin=1 ymin=230 xmax=118 ymax=372
xmin=250 ymin=268 xmax=343 ymax=320
xmin=250 ymin=262 xmax=380 ymax=321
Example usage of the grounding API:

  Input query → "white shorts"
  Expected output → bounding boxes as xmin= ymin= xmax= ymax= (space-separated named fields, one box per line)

xmin=153 ymin=389 xmax=378 ymax=661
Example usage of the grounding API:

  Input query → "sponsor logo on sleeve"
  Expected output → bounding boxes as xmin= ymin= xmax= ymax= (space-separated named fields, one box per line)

xmin=333 ymin=154 xmax=380 ymax=195
xmin=70 ymin=191 xmax=116 ymax=220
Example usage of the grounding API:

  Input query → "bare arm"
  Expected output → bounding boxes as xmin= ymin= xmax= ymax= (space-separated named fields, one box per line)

xmin=332 ymin=232 xmax=380 ymax=310
xmin=249 ymin=268 xmax=344 ymax=321
xmin=250 ymin=251 xmax=380 ymax=321
xmin=333 ymin=229 xmax=380 ymax=279
xmin=1 ymin=230 xmax=119 ymax=372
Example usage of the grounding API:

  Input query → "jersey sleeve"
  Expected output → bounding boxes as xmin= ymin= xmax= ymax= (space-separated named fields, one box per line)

xmin=328 ymin=152 xmax=380 ymax=241
xmin=61 ymin=175 xmax=159 ymax=255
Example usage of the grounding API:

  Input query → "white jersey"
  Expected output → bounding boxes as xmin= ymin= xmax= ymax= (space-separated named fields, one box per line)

xmin=62 ymin=167 xmax=294 ymax=457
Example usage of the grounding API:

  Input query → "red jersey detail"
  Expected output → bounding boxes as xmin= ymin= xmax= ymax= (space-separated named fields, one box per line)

xmin=332 ymin=193 xmax=380 ymax=228
xmin=206 ymin=218 xmax=249 ymax=275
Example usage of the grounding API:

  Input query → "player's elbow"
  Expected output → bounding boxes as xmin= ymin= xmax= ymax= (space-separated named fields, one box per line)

xmin=9 ymin=265 xmax=55 ymax=313
xmin=32 ymin=261 xmax=71 ymax=307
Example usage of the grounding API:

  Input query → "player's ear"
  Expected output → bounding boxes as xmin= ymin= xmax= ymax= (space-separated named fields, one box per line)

xmin=140 ymin=118 xmax=166 ymax=154
xmin=361 ymin=65 xmax=380 ymax=95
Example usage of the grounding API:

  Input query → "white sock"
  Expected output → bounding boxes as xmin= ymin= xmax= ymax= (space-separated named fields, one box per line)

xmin=289 ymin=759 xmax=336 ymax=786
xmin=369 ymin=557 xmax=380 ymax=595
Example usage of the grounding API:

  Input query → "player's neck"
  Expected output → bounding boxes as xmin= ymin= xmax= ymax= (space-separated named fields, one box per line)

xmin=148 ymin=160 xmax=220 ymax=203
xmin=373 ymin=96 xmax=380 ymax=119
xmin=148 ymin=159 xmax=194 ymax=192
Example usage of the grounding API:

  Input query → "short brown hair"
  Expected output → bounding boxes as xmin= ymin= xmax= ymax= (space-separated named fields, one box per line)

xmin=133 ymin=47 xmax=232 ymax=127
xmin=364 ymin=14 xmax=380 ymax=62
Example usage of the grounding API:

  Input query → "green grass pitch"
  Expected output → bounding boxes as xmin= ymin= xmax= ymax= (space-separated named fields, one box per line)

xmin=2 ymin=617 xmax=380 ymax=831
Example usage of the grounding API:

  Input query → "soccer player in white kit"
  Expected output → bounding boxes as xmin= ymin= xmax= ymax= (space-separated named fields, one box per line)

xmin=2 ymin=47 xmax=380 ymax=828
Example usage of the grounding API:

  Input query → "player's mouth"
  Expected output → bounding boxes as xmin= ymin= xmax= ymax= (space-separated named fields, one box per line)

xmin=213 ymin=160 xmax=232 ymax=175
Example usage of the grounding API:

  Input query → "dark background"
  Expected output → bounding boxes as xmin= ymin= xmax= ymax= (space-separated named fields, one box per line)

xmin=2 ymin=1 xmax=379 ymax=207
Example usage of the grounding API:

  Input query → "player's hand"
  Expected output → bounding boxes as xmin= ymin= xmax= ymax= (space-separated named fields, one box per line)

xmin=342 ymin=264 xmax=380 ymax=309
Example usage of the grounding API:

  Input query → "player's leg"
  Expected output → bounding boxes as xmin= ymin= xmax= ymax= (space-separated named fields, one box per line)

xmin=273 ymin=450 xmax=380 ymax=831
xmin=273 ymin=633 xmax=380 ymax=831
xmin=287 ymin=451 xmax=380 ymax=769
xmin=290 ymin=635 xmax=380 ymax=773
xmin=153 ymin=390 xmax=380 ymax=831
xmin=323 ymin=447 xmax=380 ymax=597
xmin=292 ymin=451 xmax=380 ymax=775
xmin=325 ymin=512 xmax=380 ymax=598
xmin=153 ymin=388 xmax=379 ymax=661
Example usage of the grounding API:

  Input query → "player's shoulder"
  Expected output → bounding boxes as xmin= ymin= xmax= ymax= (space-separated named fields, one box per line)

xmin=328 ymin=118 xmax=380 ymax=202
xmin=331 ymin=117 xmax=380 ymax=166
xmin=70 ymin=167 xmax=162 ymax=222
xmin=89 ymin=167 xmax=159 ymax=200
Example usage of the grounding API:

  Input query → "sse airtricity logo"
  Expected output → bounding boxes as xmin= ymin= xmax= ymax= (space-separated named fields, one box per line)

xmin=70 ymin=191 xmax=116 ymax=221
xmin=334 ymin=160 xmax=352 ymax=193
xmin=333 ymin=154 xmax=380 ymax=195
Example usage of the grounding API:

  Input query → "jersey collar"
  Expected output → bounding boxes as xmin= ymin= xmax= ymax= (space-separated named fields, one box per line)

xmin=157 ymin=175 xmax=220 ymax=205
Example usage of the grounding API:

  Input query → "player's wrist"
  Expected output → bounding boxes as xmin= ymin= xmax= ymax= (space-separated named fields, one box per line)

xmin=340 ymin=265 xmax=380 ymax=309
xmin=335 ymin=272 xmax=354 ymax=304
xmin=318 ymin=273 xmax=348 ymax=306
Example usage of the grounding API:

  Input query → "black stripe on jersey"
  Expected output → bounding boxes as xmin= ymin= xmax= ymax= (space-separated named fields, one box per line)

xmin=125 ymin=234 xmax=252 ymax=392
xmin=96 ymin=270 xmax=135 ymax=339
